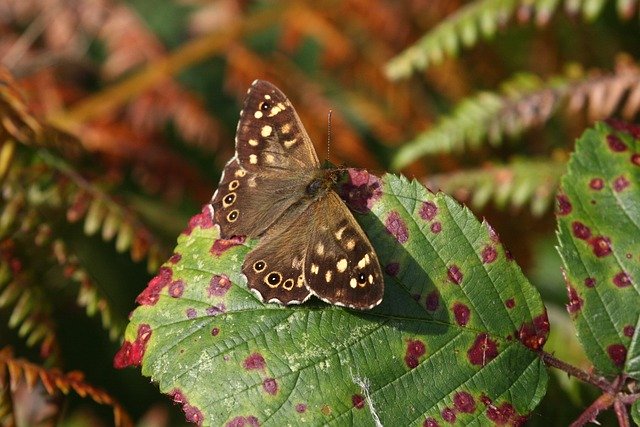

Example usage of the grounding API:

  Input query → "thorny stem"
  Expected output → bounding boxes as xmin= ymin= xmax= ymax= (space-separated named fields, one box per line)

xmin=614 ymin=400 xmax=630 ymax=427
xmin=569 ymin=393 xmax=615 ymax=427
xmin=540 ymin=351 xmax=614 ymax=393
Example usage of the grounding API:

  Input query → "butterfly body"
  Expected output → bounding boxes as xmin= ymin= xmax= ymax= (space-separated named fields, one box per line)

xmin=210 ymin=80 xmax=383 ymax=310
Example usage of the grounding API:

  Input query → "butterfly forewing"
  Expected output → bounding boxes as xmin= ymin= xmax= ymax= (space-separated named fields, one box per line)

xmin=303 ymin=193 xmax=384 ymax=309
xmin=211 ymin=79 xmax=384 ymax=309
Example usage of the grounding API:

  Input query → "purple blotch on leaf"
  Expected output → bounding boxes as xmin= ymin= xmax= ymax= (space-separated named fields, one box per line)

xmin=453 ymin=303 xmax=471 ymax=326
xmin=430 ymin=221 xmax=442 ymax=234
xmin=184 ymin=206 xmax=214 ymax=235
xmin=425 ymin=290 xmax=440 ymax=311
xmin=613 ymin=271 xmax=632 ymax=288
xmin=589 ymin=178 xmax=604 ymax=190
xmin=556 ymin=194 xmax=572 ymax=216
xmin=385 ymin=211 xmax=409 ymax=244
xmin=613 ymin=175 xmax=630 ymax=192
xmin=263 ymin=378 xmax=278 ymax=395
xmin=505 ymin=298 xmax=515 ymax=309
xmin=481 ymin=245 xmax=497 ymax=264
xmin=623 ymin=325 xmax=635 ymax=337
xmin=169 ymin=280 xmax=184 ymax=298
xmin=385 ymin=262 xmax=399 ymax=277
xmin=607 ymin=344 xmax=627 ymax=367
xmin=584 ymin=277 xmax=596 ymax=288
xmin=211 ymin=235 xmax=245 ymax=257
xmin=589 ymin=236 xmax=612 ymax=257
xmin=566 ymin=285 xmax=583 ymax=314
xmin=453 ymin=391 xmax=476 ymax=413
xmin=352 ymin=394 xmax=365 ymax=409
xmin=441 ymin=407 xmax=456 ymax=423
xmin=447 ymin=265 xmax=463 ymax=285
xmin=571 ymin=221 xmax=591 ymax=240
xmin=243 ymin=353 xmax=266 ymax=371
xmin=467 ymin=333 xmax=498 ymax=366
xmin=225 ymin=416 xmax=260 ymax=427
xmin=517 ymin=312 xmax=549 ymax=351
xmin=208 ymin=274 xmax=232 ymax=297
xmin=419 ymin=201 xmax=438 ymax=221
xmin=423 ymin=417 xmax=440 ymax=427
xmin=606 ymin=134 xmax=627 ymax=152
xmin=186 ymin=308 xmax=197 ymax=319
xmin=405 ymin=339 xmax=426 ymax=369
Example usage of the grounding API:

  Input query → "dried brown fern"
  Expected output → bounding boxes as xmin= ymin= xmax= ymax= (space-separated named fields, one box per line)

xmin=0 ymin=347 xmax=133 ymax=427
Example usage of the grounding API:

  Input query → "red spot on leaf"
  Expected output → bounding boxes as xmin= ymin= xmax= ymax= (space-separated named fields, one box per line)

xmin=211 ymin=235 xmax=245 ymax=257
xmin=605 ymin=118 xmax=640 ymax=138
xmin=480 ymin=394 xmax=492 ymax=406
xmin=425 ymin=290 xmax=440 ymax=311
xmin=243 ymin=353 xmax=266 ymax=371
xmin=420 ymin=201 xmax=438 ymax=221
xmin=423 ymin=417 xmax=440 ymax=427
xmin=505 ymin=298 xmax=515 ymax=309
xmin=211 ymin=327 xmax=220 ymax=336
xmin=632 ymin=153 xmax=640 ymax=166
xmin=518 ymin=312 xmax=549 ymax=350
xmin=113 ymin=324 xmax=152 ymax=368
xmin=613 ymin=175 xmax=630 ymax=192
xmin=208 ymin=274 xmax=232 ymax=297
xmin=589 ymin=236 xmax=612 ymax=257
xmin=453 ymin=391 xmax=476 ymax=413
xmin=613 ymin=271 xmax=632 ymax=288
xmin=169 ymin=389 xmax=204 ymax=426
xmin=136 ymin=267 xmax=173 ymax=305
xmin=623 ymin=325 xmax=635 ymax=337
xmin=441 ymin=407 xmax=456 ymax=423
xmin=206 ymin=303 xmax=226 ymax=316
xmin=341 ymin=169 xmax=382 ymax=213
xmin=295 ymin=403 xmax=307 ymax=413
xmin=607 ymin=344 xmax=627 ymax=367
xmin=263 ymin=378 xmax=278 ymax=395
xmin=405 ymin=339 xmax=426 ymax=369
xmin=385 ymin=262 xmax=399 ymax=277
xmin=225 ymin=416 xmax=260 ymax=427
xmin=467 ymin=333 xmax=498 ymax=366
xmin=486 ymin=402 xmax=516 ymax=425
xmin=607 ymin=134 xmax=628 ymax=152
xmin=447 ymin=265 xmax=463 ymax=285
xmin=184 ymin=206 xmax=214 ymax=235
xmin=556 ymin=194 xmax=572 ymax=216
xmin=486 ymin=223 xmax=500 ymax=243
xmin=352 ymin=394 xmax=365 ymax=409
xmin=169 ymin=253 xmax=182 ymax=263
xmin=169 ymin=280 xmax=184 ymax=298
xmin=566 ymin=285 xmax=583 ymax=314
xmin=584 ymin=277 xmax=596 ymax=288
xmin=430 ymin=222 xmax=442 ymax=233
xmin=481 ymin=245 xmax=497 ymax=263
xmin=186 ymin=308 xmax=197 ymax=318
xmin=385 ymin=211 xmax=409 ymax=244
xmin=571 ymin=221 xmax=591 ymax=240
xmin=589 ymin=178 xmax=604 ymax=190
xmin=453 ymin=303 xmax=471 ymax=326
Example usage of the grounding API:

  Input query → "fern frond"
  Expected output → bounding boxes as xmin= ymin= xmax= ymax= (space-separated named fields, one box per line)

xmin=0 ymin=242 xmax=60 ymax=363
xmin=0 ymin=347 xmax=133 ymax=427
xmin=392 ymin=62 xmax=640 ymax=169
xmin=426 ymin=157 xmax=566 ymax=216
xmin=385 ymin=0 xmax=637 ymax=80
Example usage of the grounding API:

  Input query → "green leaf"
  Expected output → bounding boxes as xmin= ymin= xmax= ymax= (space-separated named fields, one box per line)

xmin=117 ymin=173 xmax=548 ymax=426
xmin=556 ymin=121 xmax=640 ymax=379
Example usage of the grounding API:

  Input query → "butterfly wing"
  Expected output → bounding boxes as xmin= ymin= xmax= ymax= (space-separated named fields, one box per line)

xmin=234 ymin=79 xmax=320 ymax=172
xmin=211 ymin=80 xmax=319 ymax=239
xmin=303 ymin=192 xmax=384 ymax=309
xmin=242 ymin=215 xmax=313 ymax=305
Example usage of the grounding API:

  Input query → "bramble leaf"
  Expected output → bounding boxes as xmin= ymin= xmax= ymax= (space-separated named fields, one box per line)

xmin=557 ymin=120 xmax=640 ymax=379
xmin=117 ymin=172 xmax=548 ymax=426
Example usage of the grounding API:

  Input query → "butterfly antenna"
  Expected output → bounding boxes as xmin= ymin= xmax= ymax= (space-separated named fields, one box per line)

xmin=326 ymin=109 xmax=332 ymax=163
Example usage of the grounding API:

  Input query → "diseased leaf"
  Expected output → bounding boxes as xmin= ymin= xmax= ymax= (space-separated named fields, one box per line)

xmin=557 ymin=120 xmax=640 ymax=379
xmin=116 ymin=172 xmax=548 ymax=426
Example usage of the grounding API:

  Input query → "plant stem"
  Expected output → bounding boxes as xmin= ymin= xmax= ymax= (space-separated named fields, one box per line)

xmin=569 ymin=393 xmax=615 ymax=427
xmin=614 ymin=399 xmax=630 ymax=427
xmin=539 ymin=351 xmax=614 ymax=393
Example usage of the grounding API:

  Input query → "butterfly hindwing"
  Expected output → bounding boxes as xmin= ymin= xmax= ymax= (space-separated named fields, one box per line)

xmin=303 ymin=192 xmax=384 ymax=309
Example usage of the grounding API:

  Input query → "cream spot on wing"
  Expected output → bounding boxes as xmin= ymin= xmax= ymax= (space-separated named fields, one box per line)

xmin=346 ymin=239 xmax=356 ymax=250
xmin=234 ymin=169 xmax=246 ymax=178
xmin=281 ymin=123 xmax=292 ymax=134
xmin=248 ymin=138 xmax=259 ymax=146
xmin=335 ymin=226 xmax=346 ymax=240
xmin=249 ymin=154 xmax=258 ymax=164
xmin=336 ymin=258 xmax=348 ymax=273
xmin=350 ymin=278 xmax=357 ymax=288
xmin=358 ymin=257 xmax=366 ymax=269
xmin=325 ymin=270 xmax=332 ymax=283
xmin=368 ymin=274 xmax=373 ymax=284
xmin=297 ymin=274 xmax=305 ymax=287
xmin=248 ymin=176 xmax=257 ymax=187
xmin=292 ymin=256 xmax=303 ymax=270
xmin=315 ymin=243 xmax=325 ymax=255
xmin=261 ymin=125 xmax=272 ymax=137
xmin=254 ymin=111 xmax=263 ymax=119
xmin=311 ymin=264 xmax=319 ymax=274
xmin=268 ymin=105 xmax=282 ymax=116
xmin=264 ymin=94 xmax=271 ymax=100
xmin=284 ymin=139 xmax=297 ymax=148
xmin=265 ymin=153 xmax=275 ymax=164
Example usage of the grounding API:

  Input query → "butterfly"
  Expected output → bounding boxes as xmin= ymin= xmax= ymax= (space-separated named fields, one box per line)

xmin=210 ymin=80 xmax=383 ymax=310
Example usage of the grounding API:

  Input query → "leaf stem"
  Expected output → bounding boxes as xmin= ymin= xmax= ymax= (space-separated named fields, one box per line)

xmin=569 ymin=392 xmax=615 ymax=427
xmin=539 ymin=351 xmax=614 ymax=393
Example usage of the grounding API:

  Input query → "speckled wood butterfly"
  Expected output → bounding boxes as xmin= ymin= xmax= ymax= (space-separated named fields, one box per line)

xmin=210 ymin=80 xmax=383 ymax=309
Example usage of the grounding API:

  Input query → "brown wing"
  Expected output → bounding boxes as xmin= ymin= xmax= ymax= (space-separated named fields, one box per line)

xmin=242 ymin=215 xmax=313 ymax=305
xmin=303 ymin=192 xmax=384 ymax=310
xmin=234 ymin=79 xmax=319 ymax=172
